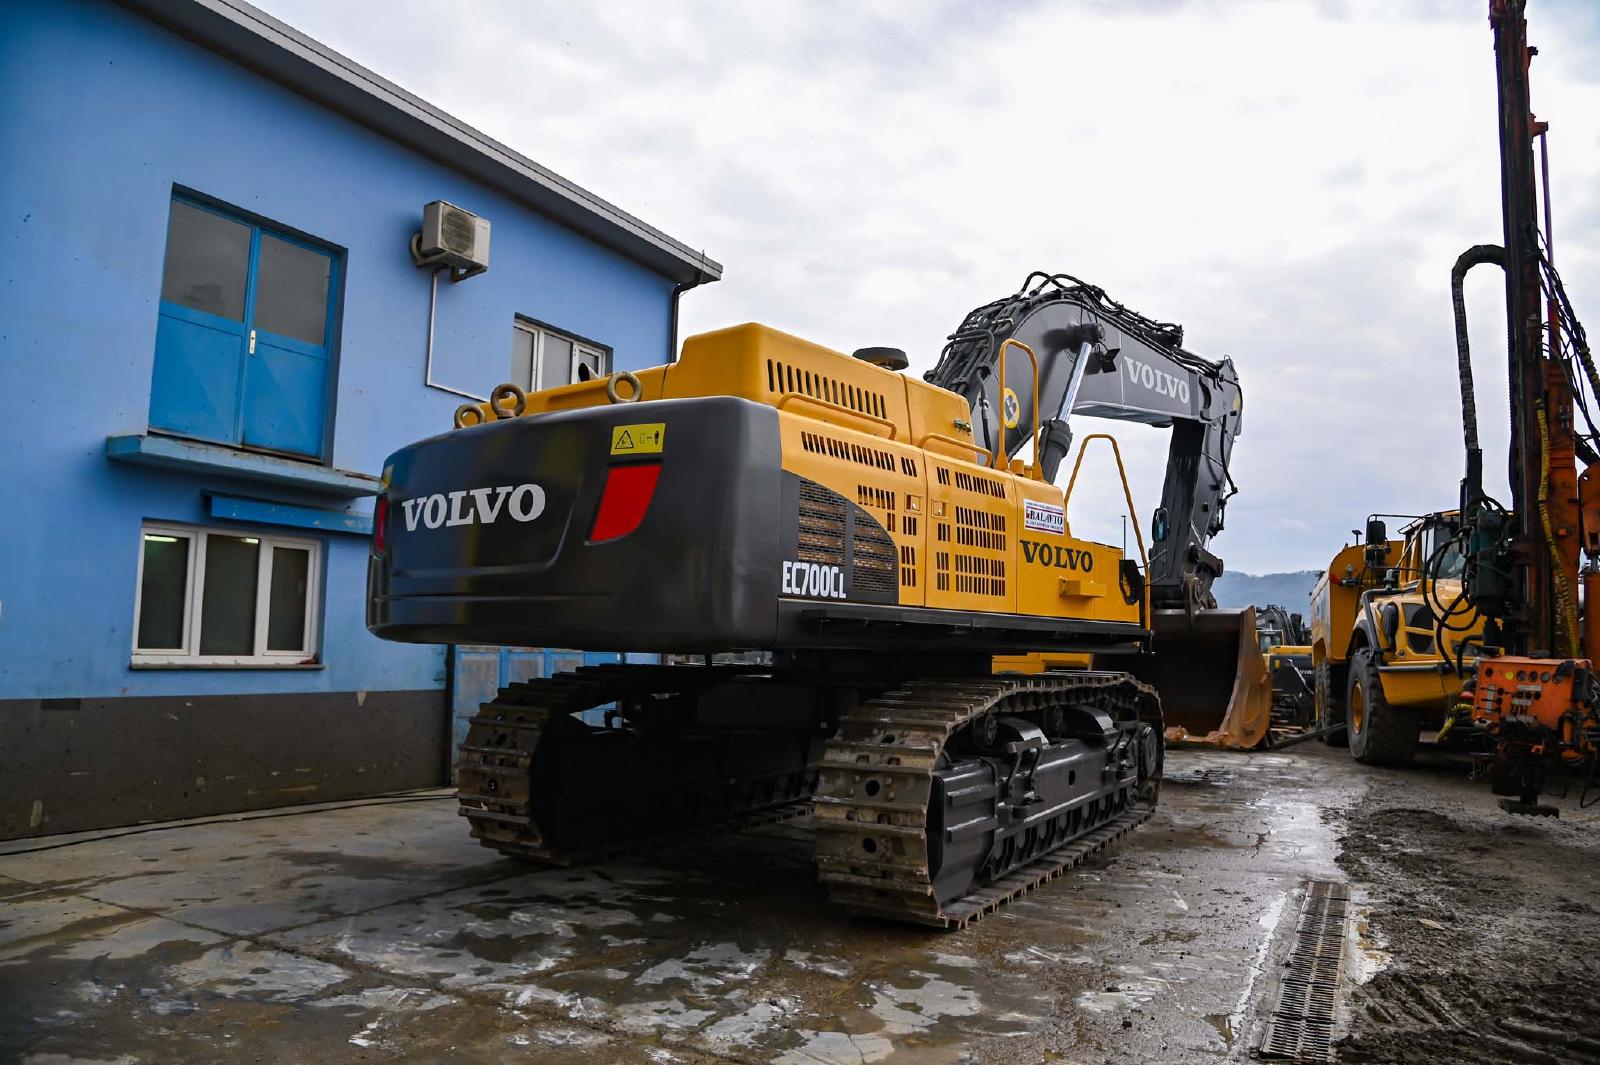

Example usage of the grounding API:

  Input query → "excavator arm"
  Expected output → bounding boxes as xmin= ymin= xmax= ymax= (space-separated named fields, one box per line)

xmin=927 ymin=272 xmax=1268 ymax=749
xmin=925 ymin=272 xmax=1245 ymax=612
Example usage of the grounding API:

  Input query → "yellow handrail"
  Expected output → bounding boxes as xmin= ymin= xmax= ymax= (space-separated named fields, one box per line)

xmin=992 ymin=338 xmax=1040 ymax=478
xmin=776 ymin=391 xmax=898 ymax=440
xmin=1063 ymin=433 xmax=1149 ymax=617
xmin=916 ymin=431 xmax=993 ymax=466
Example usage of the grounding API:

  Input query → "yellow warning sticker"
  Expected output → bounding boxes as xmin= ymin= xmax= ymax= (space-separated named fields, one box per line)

xmin=610 ymin=422 xmax=666 ymax=456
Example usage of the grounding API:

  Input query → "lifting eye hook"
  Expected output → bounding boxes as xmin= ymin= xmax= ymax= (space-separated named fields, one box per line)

xmin=490 ymin=382 xmax=528 ymax=419
xmin=606 ymin=371 xmax=643 ymax=404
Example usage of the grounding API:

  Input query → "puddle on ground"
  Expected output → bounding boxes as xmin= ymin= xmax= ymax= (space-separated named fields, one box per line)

xmin=636 ymin=941 xmax=770 ymax=992
xmin=1073 ymin=969 xmax=1167 ymax=1013
xmin=168 ymin=942 xmax=350 ymax=1001
xmin=1219 ymin=888 xmax=1290 ymax=1047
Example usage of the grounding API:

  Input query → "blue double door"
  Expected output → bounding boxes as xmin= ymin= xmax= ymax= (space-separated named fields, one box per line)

xmin=150 ymin=198 xmax=338 ymax=459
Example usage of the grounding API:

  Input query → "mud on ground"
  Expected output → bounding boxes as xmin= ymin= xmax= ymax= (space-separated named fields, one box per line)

xmin=1334 ymin=753 xmax=1600 ymax=1065
xmin=5 ymin=744 xmax=1600 ymax=1063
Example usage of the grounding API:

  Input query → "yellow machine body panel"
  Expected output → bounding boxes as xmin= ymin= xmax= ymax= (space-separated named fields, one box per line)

xmin=466 ymin=323 xmax=1143 ymax=630
xmin=1309 ymin=542 xmax=1395 ymax=670
xmin=1310 ymin=514 xmax=1485 ymax=721
xmin=1267 ymin=646 xmax=1312 ymax=672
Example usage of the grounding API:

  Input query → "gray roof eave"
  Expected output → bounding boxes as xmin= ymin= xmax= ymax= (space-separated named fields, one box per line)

xmin=115 ymin=0 xmax=722 ymax=286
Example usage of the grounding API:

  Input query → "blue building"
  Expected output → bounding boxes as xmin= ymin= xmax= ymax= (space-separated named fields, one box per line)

xmin=0 ymin=0 xmax=720 ymax=838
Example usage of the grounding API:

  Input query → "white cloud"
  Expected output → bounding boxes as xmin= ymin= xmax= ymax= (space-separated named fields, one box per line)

xmin=259 ymin=0 xmax=1600 ymax=572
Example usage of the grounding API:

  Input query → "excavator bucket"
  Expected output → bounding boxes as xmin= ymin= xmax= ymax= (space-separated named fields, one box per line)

xmin=1125 ymin=606 xmax=1273 ymax=749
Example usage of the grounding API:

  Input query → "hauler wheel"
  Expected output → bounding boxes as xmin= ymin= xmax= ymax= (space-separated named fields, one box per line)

xmin=1347 ymin=647 xmax=1419 ymax=766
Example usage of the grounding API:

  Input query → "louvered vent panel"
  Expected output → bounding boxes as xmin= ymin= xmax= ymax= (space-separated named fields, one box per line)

xmin=954 ymin=553 xmax=1007 ymax=596
xmin=953 ymin=469 xmax=1007 ymax=498
xmin=899 ymin=544 xmax=917 ymax=588
xmin=800 ymin=431 xmax=896 ymax=472
xmin=767 ymin=359 xmax=889 ymax=419
xmin=797 ymin=481 xmax=846 ymax=567
xmin=952 ymin=505 xmax=1008 ymax=599
xmin=954 ymin=506 xmax=1006 ymax=550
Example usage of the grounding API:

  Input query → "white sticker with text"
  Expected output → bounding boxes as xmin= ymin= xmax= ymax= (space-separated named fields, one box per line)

xmin=1023 ymin=499 xmax=1066 ymax=535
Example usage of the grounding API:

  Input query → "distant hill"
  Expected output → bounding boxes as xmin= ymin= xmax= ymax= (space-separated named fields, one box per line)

xmin=1211 ymin=570 xmax=1321 ymax=612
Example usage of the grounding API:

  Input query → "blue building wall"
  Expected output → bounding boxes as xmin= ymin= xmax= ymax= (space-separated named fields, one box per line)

xmin=0 ymin=0 xmax=680 ymax=704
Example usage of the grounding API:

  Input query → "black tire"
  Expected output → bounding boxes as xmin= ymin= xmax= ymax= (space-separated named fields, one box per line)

xmin=1315 ymin=662 xmax=1349 ymax=747
xmin=1346 ymin=647 xmax=1420 ymax=766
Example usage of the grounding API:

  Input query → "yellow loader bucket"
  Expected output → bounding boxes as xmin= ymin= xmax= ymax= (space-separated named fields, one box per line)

xmin=1124 ymin=607 xmax=1273 ymax=749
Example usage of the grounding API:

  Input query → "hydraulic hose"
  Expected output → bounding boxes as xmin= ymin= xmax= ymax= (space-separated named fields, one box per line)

xmin=1537 ymin=406 xmax=1582 ymax=657
xmin=1451 ymin=245 xmax=1507 ymax=460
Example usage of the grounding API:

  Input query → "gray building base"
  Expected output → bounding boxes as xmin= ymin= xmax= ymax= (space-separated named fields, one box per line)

xmin=0 ymin=690 xmax=448 ymax=840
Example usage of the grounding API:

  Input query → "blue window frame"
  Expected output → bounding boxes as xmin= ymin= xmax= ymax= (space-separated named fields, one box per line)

xmin=150 ymin=195 xmax=341 ymax=460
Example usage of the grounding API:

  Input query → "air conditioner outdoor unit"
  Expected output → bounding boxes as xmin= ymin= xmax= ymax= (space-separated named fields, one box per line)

xmin=419 ymin=200 xmax=490 ymax=274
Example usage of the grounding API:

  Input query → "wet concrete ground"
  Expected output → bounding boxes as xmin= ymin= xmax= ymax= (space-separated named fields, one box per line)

xmin=3 ymin=744 xmax=1590 ymax=1063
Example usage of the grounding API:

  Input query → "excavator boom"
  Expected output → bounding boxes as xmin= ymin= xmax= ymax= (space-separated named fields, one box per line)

xmin=926 ymin=274 xmax=1269 ymax=748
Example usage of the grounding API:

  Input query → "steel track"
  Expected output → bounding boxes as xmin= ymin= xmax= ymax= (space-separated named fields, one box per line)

xmin=458 ymin=665 xmax=1162 ymax=930
xmin=456 ymin=665 xmax=817 ymax=864
xmin=813 ymin=673 xmax=1163 ymax=928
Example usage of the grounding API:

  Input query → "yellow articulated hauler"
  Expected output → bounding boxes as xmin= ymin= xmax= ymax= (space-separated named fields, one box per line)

xmin=1310 ymin=511 xmax=1486 ymax=764
xmin=368 ymin=273 xmax=1255 ymax=928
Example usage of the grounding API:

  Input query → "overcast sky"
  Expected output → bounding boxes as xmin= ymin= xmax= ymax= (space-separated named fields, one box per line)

xmin=260 ymin=0 xmax=1600 ymax=574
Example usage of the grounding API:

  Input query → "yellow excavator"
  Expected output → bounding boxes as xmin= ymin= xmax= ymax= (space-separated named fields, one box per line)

xmin=368 ymin=273 xmax=1264 ymax=927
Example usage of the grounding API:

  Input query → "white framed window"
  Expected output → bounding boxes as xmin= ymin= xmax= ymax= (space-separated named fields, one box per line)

xmin=132 ymin=523 xmax=322 ymax=667
xmin=511 ymin=319 xmax=609 ymax=392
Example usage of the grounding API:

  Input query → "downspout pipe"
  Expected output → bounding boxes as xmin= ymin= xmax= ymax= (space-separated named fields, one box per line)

xmin=668 ymin=265 xmax=713 ymax=364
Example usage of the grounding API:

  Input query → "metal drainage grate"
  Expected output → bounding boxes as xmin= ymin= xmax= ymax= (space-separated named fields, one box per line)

xmin=1259 ymin=879 xmax=1351 ymax=1061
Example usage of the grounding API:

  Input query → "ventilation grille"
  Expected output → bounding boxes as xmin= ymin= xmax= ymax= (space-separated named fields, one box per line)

xmin=802 ymin=431 xmax=896 ymax=471
xmin=858 ymin=485 xmax=895 ymax=511
xmin=852 ymin=506 xmax=897 ymax=594
xmin=955 ymin=505 xmax=1006 ymax=551
xmin=900 ymin=457 xmax=918 ymax=477
xmin=927 ymin=506 xmax=1008 ymax=600
xmin=768 ymin=360 xmax=887 ymax=419
xmin=797 ymin=481 xmax=846 ymax=567
xmin=934 ymin=466 xmax=1007 ymax=498
xmin=900 ymin=544 xmax=917 ymax=588
xmin=954 ymin=553 xmax=1006 ymax=596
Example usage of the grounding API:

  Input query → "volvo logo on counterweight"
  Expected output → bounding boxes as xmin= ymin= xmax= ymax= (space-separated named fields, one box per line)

xmin=400 ymin=484 xmax=546 ymax=531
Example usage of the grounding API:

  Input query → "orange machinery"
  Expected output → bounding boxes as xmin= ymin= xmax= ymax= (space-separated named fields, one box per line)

xmin=1452 ymin=1 xmax=1600 ymax=813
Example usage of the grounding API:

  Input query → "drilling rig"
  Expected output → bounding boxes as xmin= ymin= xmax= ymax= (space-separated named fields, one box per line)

xmin=1447 ymin=0 xmax=1600 ymax=814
